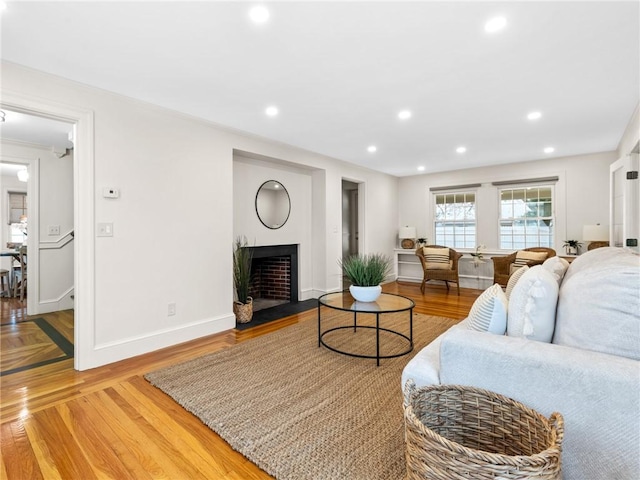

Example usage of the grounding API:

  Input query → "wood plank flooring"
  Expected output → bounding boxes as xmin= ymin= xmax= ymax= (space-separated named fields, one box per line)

xmin=0 ymin=282 xmax=480 ymax=480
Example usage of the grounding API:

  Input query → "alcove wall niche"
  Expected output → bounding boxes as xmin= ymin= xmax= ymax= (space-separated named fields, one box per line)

xmin=232 ymin=150 xmax=316 ymax=301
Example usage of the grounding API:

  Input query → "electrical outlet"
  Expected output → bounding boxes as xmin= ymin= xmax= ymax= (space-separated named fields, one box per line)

xmin=168 ymin=302 xmax=176 ymax=316
xmin=48 ymin=225 xmax=60 ymax=236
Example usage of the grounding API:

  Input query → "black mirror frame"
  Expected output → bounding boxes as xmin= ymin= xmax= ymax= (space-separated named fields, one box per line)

xmin=255 ymin=180 xmax=291 ymax=230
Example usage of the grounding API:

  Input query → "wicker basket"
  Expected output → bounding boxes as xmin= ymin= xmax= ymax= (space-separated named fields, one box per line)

xmin=233 ymin=297 xmax=253 ymax=324
xmin=403 ymin=381 xmax=564 ymax=480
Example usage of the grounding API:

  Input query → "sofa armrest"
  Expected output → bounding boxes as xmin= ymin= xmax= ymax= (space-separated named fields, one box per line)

xmin=439 ymin=328 xmax=640 ymax=479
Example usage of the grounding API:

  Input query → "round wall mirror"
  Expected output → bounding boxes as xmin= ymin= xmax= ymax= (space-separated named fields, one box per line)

xmin=255 ymin=180 xmax=291 ymax=229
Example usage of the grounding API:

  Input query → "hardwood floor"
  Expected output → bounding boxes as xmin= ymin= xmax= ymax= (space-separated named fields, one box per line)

xmin=0 ymin=282 xmax=480 ymax=480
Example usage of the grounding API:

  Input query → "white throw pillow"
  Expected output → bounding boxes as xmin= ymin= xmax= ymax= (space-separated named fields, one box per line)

xmin=423 ymin=247 xmax=451 ymax=270
xmin=507 ymin=266 xmax=558 ymax=342
xmin=505 ymin=265 xmax=529 ymax=300
xmin=467 ymin=284 xmax=508 ymax=335
xmin=542 ymin=256 xmax=570 ymax=284
xmin=510 ymin=250 xmax=549 ymax=274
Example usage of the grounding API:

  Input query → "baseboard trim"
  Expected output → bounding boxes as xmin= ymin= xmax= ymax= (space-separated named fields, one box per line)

xmin=83 ymin=314 xmax=235 ymax=370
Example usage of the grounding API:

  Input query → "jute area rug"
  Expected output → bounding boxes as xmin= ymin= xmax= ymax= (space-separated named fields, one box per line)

xmin=145 ymin=310 xmax=460 ymax=480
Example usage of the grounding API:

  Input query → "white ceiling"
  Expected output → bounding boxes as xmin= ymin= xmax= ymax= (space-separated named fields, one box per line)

xmin=1 ymin=1 xmax=638 ymax=177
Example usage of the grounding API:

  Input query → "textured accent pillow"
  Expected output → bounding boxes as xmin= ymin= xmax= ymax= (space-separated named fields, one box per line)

xmin=510 ymin=250 xmax=549 ymax=274
xmin=423 ymin=247 xmax=451 ymax=270
xmin=507 ymin=266 xmax=559 ymax=342
xmin=467 ymin=284 xmax=508 ymax=335
xmin=505 ymin=265 xmax=529 ymax=300
xmin=542 ymin=256 xmax=570 ymax=284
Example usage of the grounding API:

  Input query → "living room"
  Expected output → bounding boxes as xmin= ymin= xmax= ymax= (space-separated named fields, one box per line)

xmin=0 ymin=2 xmax=639 ymax=477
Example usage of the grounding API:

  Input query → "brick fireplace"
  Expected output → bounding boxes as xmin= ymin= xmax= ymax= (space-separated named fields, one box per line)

xmin=248 ymin=244 xmax=299 ymax=309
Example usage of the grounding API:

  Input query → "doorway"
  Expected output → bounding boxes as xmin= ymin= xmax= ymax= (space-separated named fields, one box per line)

xmin=0 ymin=109 xmax=76 ymax=376
xmin=342 ymin=180 xmax=361 ymax=288
xmin=0 ymin=92 xmax=93 ymax=371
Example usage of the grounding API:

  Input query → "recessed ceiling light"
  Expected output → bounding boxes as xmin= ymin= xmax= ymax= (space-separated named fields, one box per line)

xmin=527 ymin=111 xmax=542 ymax=121
xmin=456 ymin=146 xmax=467 ymax=154
xmin=249 ymin=5 xmax=269 ymax=24
xmin=398 ymin=110 xmax=412 ymax=120
xmin=485 ymin=16 xmax=507 ymax=33
xmin=544 ymin=147 xmax=555 ymax=154
xmin=367 ymin=145 xmax=377 ymax=153
xmin=417 ymin=166 xmax=426 ymax=172
xmin=265 ymin=106 xmax=279 ymax=117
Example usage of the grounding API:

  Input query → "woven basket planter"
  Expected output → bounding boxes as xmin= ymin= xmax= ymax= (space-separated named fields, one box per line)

xmin=403 ymin=381 xmax=564 ymax=480
xmin=233 ymin=297 xmax=253 ymax=324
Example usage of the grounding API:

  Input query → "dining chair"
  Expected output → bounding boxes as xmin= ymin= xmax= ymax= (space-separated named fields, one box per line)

xmin=12 ymin=246 xmax=27 ymax=301
xmin=0 ymin=269 xmax=9 ymax=297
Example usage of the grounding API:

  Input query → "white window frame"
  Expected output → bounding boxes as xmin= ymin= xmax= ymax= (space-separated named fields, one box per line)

xmin=498 ymin=184 xmax=555 ymax=249
xmin=433 ymin=190 xmax=477 ymax=249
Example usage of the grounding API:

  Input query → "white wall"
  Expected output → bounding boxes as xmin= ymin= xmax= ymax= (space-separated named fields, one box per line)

xmin=1 ymin=61 xmax=399 ymax=369
xmin=617 ymin=102 xmax=639 ymax=158
xmin=398 ymin=151 xmax=615 ymax=253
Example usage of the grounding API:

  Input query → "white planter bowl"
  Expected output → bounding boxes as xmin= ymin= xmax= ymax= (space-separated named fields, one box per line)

xmin=349 ymin=285 xmax=382 ymax=302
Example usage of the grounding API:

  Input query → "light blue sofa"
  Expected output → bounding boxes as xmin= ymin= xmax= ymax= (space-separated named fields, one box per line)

xmin=402 ymin=247 xmax=640 ymax=479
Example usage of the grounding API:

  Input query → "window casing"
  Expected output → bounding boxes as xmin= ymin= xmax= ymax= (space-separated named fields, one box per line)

xmin=499 ymin=185 xmax=553 ymax=249
xmin=434 ymin=191 xmax=476 ymax=248
xmin=7 ymin=191 xmax=27 ymax=244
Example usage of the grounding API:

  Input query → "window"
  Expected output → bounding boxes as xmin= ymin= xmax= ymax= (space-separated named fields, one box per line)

xmin=434 ymin=191 xmax=476 ymax=248
xmin=499 ymin=186 xmax=553 ymax=249
xmin=7 ymin=191 xmax=27 ymax=244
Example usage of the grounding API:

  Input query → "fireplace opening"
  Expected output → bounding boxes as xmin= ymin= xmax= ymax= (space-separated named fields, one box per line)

xmin=247 ymin=244 xmax=298 ymax=312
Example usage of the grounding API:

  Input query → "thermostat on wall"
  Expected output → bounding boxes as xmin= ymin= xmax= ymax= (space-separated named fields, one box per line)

xmin=103 ymin=187 xmax=120 ymax=198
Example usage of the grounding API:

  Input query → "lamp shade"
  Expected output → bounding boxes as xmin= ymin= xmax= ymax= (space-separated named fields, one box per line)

xmin=583 ymin=224 xmax=609 ymax=241
xmin=399 ymin=226 xmax=417 ymax=239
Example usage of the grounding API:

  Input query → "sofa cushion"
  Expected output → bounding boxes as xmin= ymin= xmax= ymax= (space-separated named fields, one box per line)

xmin=553 ymin=247 xmax=640 ymax=360
xmin=505 ymin=265 xmax=529 ymax=299
xmin=542 ymin=256 xmax=570 ymax=284
xmin=423 ymin=247 xmax=451 ymax=269
xmin=467 ymin=284 xmax=507 ymax=334
xmin=507 ymin=266 xmax=558 ymax=342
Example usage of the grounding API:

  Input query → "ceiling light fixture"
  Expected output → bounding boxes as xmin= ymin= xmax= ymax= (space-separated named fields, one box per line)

xmin=544 ymin=147 xmax=555 ymax=154
xmin=0 ymin=2 xmax=7 ymax=12
xmin=456 ymin=146 xmax=467 ymax=154
xmin=485 ymin=16 xmax=507 ymax=33
xmin=527 ymin=111 xmax=542 ymax=120
xmin=17 ymin=168 xmax=29 ymax=182
xmin=398 ymin=110 xmax=412 ymax=120
xmin=249 ymin=5 xmax=269 ymax=24
xmin=265 ymin=106 xmax=279 ymax=117
xmin=417 ymin=166 xmax=426 ymax=172
xmin=367 ymin=145 xmax=377 ymax=153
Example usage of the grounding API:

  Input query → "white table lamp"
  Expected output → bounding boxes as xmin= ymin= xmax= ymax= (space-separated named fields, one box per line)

xmin=399 ymin=226 xmax=417 ymax=249
xmin=583 ymin=224 xmax=609 ymax=250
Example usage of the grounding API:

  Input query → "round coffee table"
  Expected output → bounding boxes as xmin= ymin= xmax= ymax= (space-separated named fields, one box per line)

xmin=317 ymin=291 xmax=415 ymax=366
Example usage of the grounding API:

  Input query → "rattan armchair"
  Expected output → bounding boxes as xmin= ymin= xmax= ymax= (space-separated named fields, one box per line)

xmin=492 ymin=247 xmax=556 ymax=287
xmin=416 ymin=245 xmax=463 ymax=295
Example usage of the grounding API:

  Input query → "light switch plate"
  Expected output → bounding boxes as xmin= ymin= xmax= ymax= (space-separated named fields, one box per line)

xmin=48 ymin=225 xmax=60 ymax=236
xmin=97 ymin=223 xmax=113 ymax=237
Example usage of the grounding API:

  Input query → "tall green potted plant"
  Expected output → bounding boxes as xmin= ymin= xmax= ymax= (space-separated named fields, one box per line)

xmin=233 ymin=236 xmax=254 ymax=323
xmin=340 ymin=253 xmax=392 ymax=302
